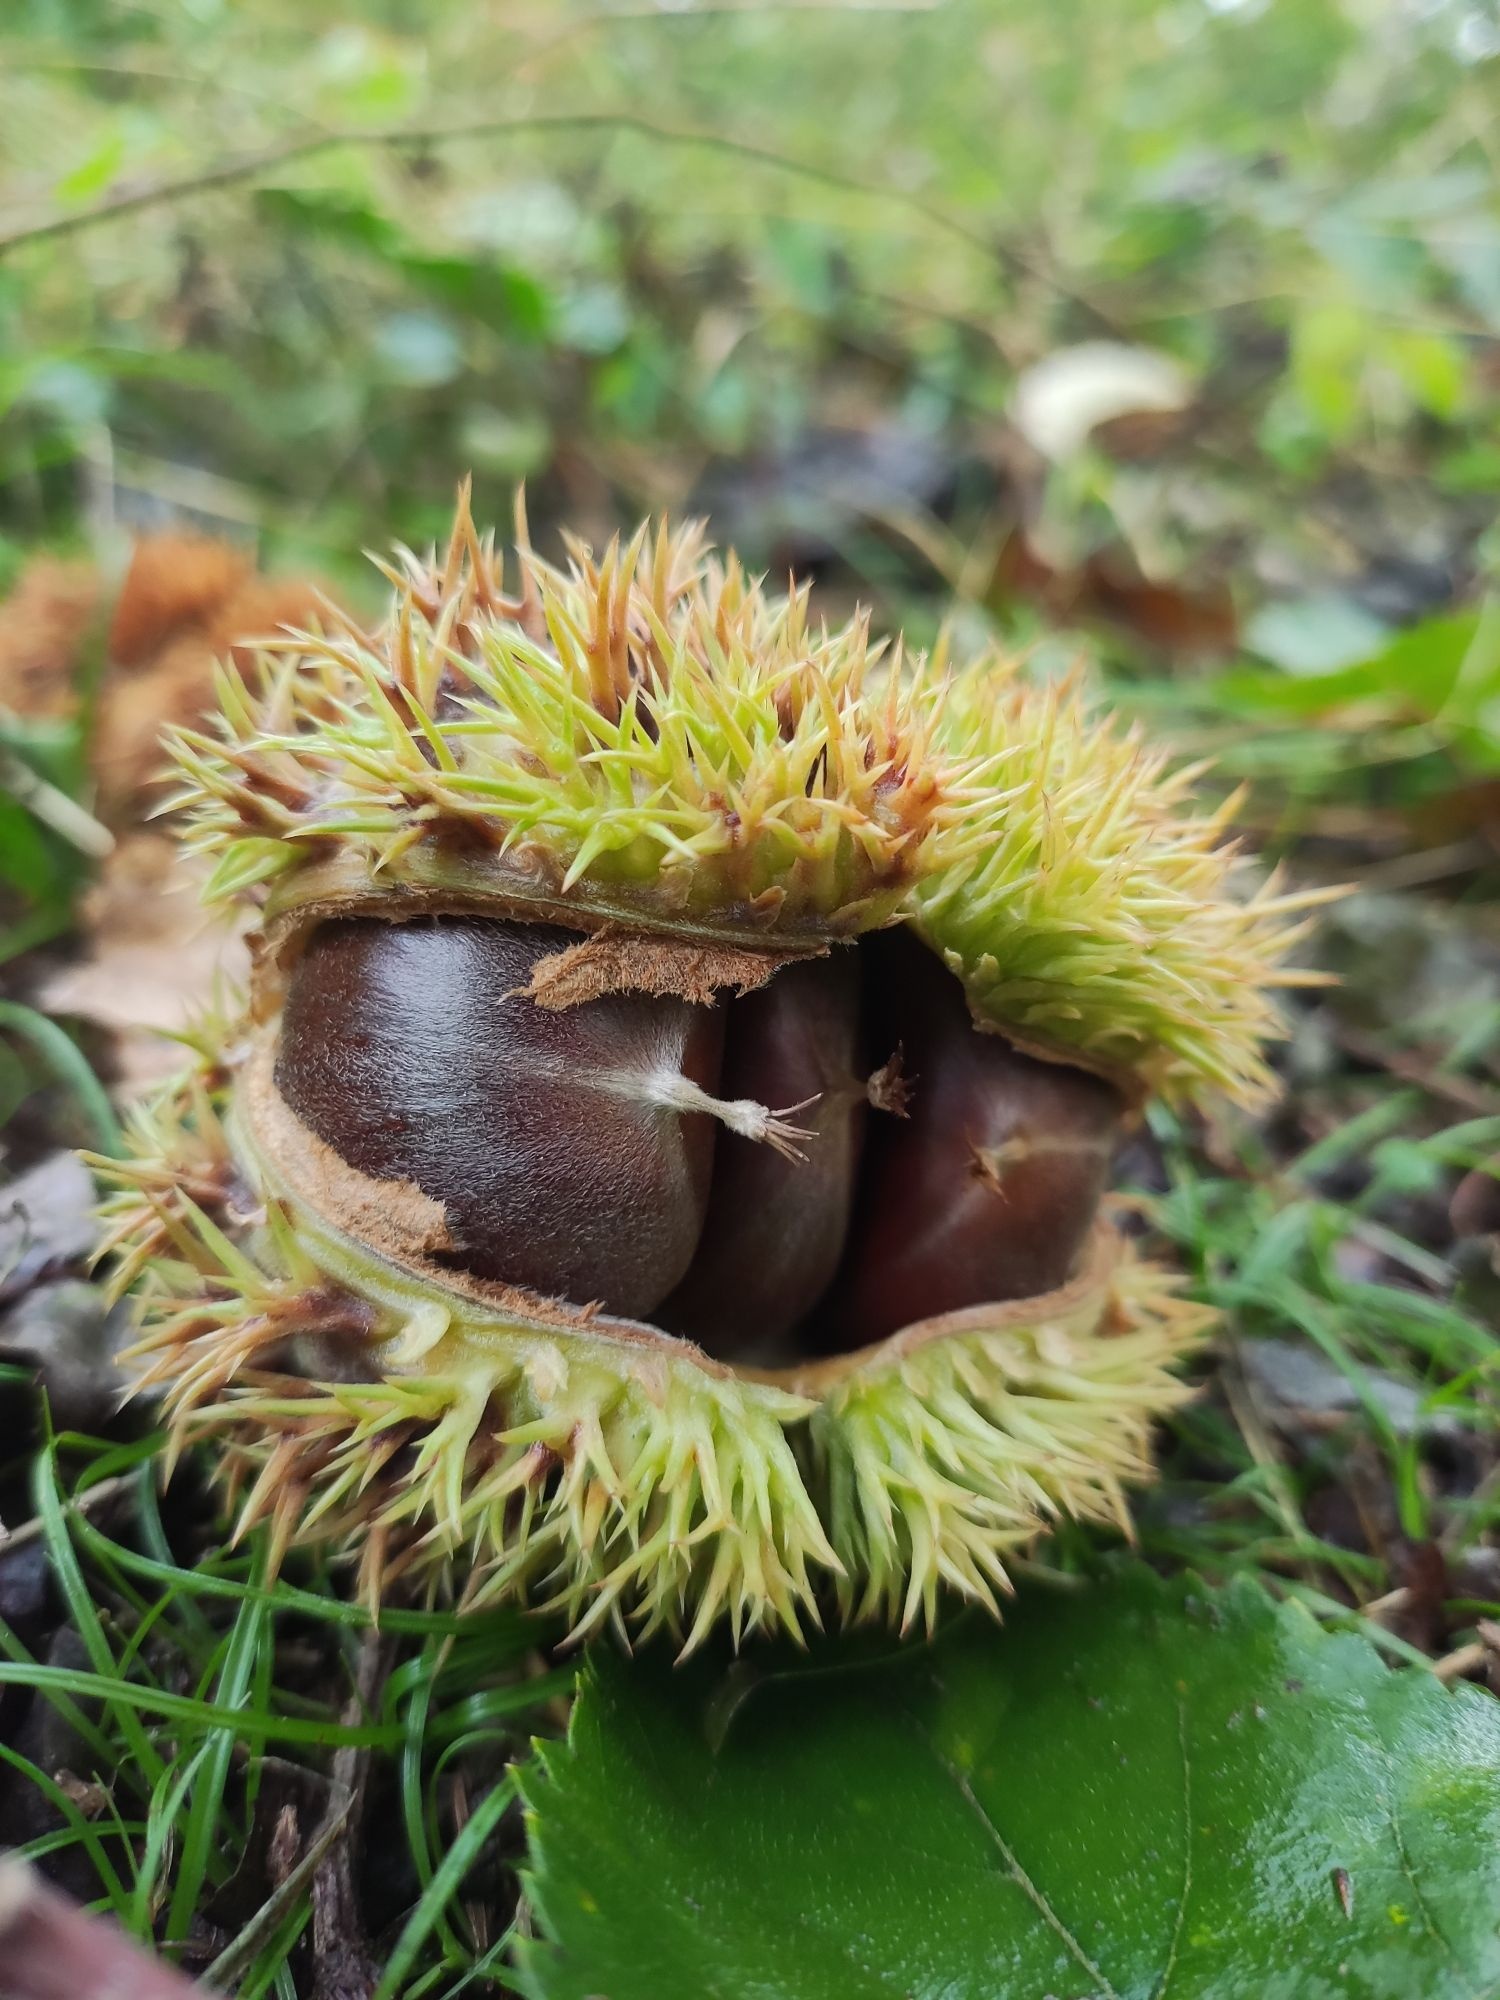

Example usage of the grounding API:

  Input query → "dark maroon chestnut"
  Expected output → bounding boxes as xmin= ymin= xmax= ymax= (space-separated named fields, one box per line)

xmin=657 ymin=948 xmax=866 ymax=1357
xmin=828 ymin=929 xmax=1125 ymax=1345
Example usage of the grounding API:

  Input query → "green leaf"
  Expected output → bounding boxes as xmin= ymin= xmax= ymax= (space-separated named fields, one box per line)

xmin=1243 ymin=593 xmax=1390 ymax=674
xmin=0 ymin=1000 xmax=121 ymax=1151
xmin=1388 ymin=329 xmax=1468 ymax=422
xmin=1203 ymin=608 xmax=1484 ymax=725
xmin=1290 ymin=301 xmax=1366 ymax=443
xmin=516 ymin=1570 xmax=1500 ymax=2000
xmin=55 ymin=130 xmax=126 ymax=203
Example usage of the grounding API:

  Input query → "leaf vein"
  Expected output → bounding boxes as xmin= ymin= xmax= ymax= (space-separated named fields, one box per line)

xmin=1369 ymin=1705 xmax=1481 ymax=2000
xmin=1150 ymin=1694 xmax=1193 ymax=2000
xmin=930 ymin=1739 xmax=1122 ymax=2000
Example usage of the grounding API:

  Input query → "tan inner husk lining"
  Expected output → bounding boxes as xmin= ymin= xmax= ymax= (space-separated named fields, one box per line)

xmin=253 ymin=843 xmax=875 ymax=1014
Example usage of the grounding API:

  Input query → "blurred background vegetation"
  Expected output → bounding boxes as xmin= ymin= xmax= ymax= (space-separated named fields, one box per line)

xmin=4 ymin=0 xmax=1500 ymax=959
xmin=2 ymin=0 xmax=1495 ymax=625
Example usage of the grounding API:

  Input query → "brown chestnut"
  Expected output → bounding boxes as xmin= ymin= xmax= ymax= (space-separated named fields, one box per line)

xmin=272 ymin=914 xmax=1124 ymax=1358
xmin=656 ymin=949 xmax=867 ymax=1358
xmin=827 ymin=929 xmax=1125 ymax=1345
xmin=276 ymin=916 xmax=725 ymax=1316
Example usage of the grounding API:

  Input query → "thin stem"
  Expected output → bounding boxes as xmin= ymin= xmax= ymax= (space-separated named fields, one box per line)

xmin=0 ymin=746 xmax=114 ymax=861
xmin=0 ymin=107 xmax=1111 ymax=328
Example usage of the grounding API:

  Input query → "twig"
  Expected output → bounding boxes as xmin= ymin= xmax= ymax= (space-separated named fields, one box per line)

xmin=1358 ymin=1586 xmax=1411 ymax=1628
xmin=0 ymin=1473 xmax=130 ymax=1552
xmin=0 ymin=744 xmax=114 ymax=860
xmin=1353 ymin=837 xmax=1497 ymax=894
xmin=202 ymin=1786 xmax=355 ymax=1993
xmin=1432 ymin=1640 xmax=1488 ymax=1684
xmin=1334 ymin=1024 xmax=1500 ymax=1119
xmin=309 ymin=1629 xmax=395 ymax=2000
xmin=0 ymin=111 xmax=974 ymax=257
xmin=0 ymin=107 xmax=1118 ymax=329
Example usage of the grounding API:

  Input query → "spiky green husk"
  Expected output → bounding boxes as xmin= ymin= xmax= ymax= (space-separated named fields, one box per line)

xmin=159 ymin=493 xmax=1316 ymax=1100
xmin=95 ymin=1066 xmax=1207 ymax=1650
xmin=914 ymin=660 xmax=1330 ymax=1103
xmin=811 ymin=1272 xmax=1206 ymax=1631
xmin=166 ymin=493 xmax=953 ymax=941
xmin=89 ymin=495 xmax=1317 ymax=1643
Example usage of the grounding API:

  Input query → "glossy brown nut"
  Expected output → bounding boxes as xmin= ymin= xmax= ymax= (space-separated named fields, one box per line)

xmin=275 ymin=917 xmax=723 ymax=1315
xmin=274 ymin=915 xmax=1125 ymax=1352
xmin=657 ymin=948 xmax=866 ymax=1359
xmin=829 ymin=930 xmax=1125 ymax=1345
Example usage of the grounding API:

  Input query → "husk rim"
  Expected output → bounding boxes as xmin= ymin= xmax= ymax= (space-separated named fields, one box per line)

xmin=93 ymin=1056 xmax=1211 ymax=1648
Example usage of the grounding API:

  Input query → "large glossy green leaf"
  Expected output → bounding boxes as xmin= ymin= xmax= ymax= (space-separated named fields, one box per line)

xmin=515 ymin=1570 xmax=1500 ymax=2000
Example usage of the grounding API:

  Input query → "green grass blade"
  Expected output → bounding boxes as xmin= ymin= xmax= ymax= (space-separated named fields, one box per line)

xmin=0 ymin=999 xmax=121 ymax=1152
xmin=373 ymin=1773 xmax=517 ymax=2000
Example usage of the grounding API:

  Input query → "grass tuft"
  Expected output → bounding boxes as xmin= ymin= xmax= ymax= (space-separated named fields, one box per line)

xmin=0 ymin=1429 xmax=569 ymax=1995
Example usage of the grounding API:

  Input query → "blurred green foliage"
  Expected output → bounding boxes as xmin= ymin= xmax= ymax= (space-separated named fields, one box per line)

xmin=1 ymin=0 xmax=1496 ymax=618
